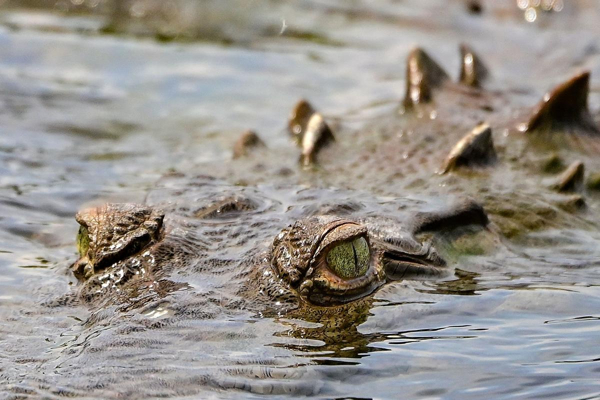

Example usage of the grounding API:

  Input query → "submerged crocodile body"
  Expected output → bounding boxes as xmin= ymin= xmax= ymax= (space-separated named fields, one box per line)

xmin=72 ymin=45 xmax=600 ymax=320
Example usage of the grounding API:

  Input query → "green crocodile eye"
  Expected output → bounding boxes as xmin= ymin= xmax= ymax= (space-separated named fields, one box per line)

xmin=77 ymin=225 xmax=90 ymax=257
xmin=326 ymin=237 xmax=370 ymax=279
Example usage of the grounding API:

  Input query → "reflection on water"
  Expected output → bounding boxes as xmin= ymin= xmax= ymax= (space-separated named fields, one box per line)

xmin=2 ymin=0 xmax=600 ymax=399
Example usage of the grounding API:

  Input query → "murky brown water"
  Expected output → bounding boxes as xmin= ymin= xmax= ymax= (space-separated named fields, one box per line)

xmin=2 ymin=1 xmax=600 ymax=398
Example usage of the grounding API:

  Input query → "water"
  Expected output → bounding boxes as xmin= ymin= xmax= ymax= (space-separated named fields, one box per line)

xmin=2 ymin=0 xmax=600 ymax=398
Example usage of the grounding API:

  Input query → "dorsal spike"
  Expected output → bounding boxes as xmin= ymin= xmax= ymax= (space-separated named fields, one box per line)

xmin=288 ymin=99 xmax=315 ymax=143
xmin=403 ymin=48 xmax=449 ymax=109
xmin=233 ymin=130 xmax=266 ymax=159
xmin=441 ymin=122 xmax=497 ymax=174
xmin=459 ymin=44 xmax=488 ymax=87
xmin=552 ymin=161 xmax=585 ymax=193
xmin=522 ymin=71 xmax=599 ymax=134
xmin=299 ymin=113 xmax=335 ymax=167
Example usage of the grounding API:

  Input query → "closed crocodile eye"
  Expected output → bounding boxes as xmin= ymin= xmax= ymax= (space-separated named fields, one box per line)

xmin=326 ymin=237 xmax=370 ymax=279
xmin=77 ymin=226 xmax=90 ymax=257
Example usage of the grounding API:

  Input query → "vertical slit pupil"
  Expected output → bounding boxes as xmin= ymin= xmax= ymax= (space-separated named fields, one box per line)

xmin=326 ymin=236 xmax=370 ymax=279
xmin=352 ymin=242 xmax=358 ymax=275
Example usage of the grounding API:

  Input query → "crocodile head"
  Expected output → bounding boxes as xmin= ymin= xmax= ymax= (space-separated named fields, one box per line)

xmin=72 ymin=195 xmax=487 ymax=309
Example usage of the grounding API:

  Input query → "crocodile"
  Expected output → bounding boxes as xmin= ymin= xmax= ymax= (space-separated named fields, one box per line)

xmin=71 ymin=45 xmax=600 ymax=319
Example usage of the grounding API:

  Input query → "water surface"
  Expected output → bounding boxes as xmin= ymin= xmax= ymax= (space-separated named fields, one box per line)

xmin=2 ymin=1 xmax=600 ymax=398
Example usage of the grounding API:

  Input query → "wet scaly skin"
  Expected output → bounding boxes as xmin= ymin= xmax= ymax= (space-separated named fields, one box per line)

xmin=73 ymin=46 xmax=600 ymax=318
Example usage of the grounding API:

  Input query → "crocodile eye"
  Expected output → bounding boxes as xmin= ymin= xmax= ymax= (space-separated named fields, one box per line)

xmin=326 ymin=237 xmax=370 ymax=279
xmin=272 ymin=218 xmax=384 ymax=306
xmin=77 ymin=225 xmax=90 ymax=257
